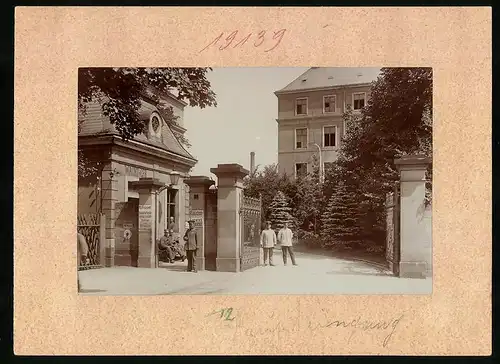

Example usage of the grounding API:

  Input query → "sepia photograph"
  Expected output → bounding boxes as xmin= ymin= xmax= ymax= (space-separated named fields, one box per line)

xmin=77 ymin=66 xmax=433 ymax=295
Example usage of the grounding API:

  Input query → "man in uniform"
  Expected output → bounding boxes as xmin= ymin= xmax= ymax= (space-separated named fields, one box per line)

xmin=183 ymin=220 xmax=199 ymax=272
xmin=158 ymin=229 xmax=175 ymax=264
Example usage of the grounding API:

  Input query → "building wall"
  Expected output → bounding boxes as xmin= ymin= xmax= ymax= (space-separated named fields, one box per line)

xmin=77 ymin=177 xmax=100 ymax=216
xmin=276 ymin=85 xmax=372 ymax=177
xmin=78 ymin=85 xmax=195 ymax=268
xmin=77 ymin=147 xmax=192 ymax=267
xmin=421 ymin=204 xmax=432 ymax=277
xmin=277 ymin=119 xmax=342 ymax=176
xmin=277 ymin=86 xmax=372 ymax=120
xmin=114 ymin=198 xmax=139 ymax=266
xmin=204 ymin=190 xmax=218 ymax=270
xmin=110 ymin=148 xmax=191 ymax=238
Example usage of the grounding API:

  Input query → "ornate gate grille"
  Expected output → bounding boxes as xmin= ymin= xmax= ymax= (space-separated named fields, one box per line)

xmin=385 ymin=184 xmax=401 ymax=276
xmin=77 ymin=213 xmax=104 ymax=270
xmin=240 ymin=193 xmax=262 ymax=271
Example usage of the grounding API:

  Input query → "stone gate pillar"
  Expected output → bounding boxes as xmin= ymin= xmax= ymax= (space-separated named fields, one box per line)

xmin=210 ymin=164 xmax=249 ymax=272
xmin=129 ymin=178 xmax=164 ymax=268
xmin=184 ymin=176 xmax=215 ymax=271
xmin=100 ymin=161 xmax=118 ymax=268
xmin=395 ymin=155 xmax=431 ymax=279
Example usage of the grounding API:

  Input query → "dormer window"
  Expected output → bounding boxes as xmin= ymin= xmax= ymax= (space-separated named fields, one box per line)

xmin=148 ymin=112 xmax=163 ymax=140
xmin=152 ymin=116 xmax=160 ymax=133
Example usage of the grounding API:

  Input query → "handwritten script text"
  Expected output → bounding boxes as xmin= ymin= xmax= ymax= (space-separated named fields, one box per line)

xmin=207 ymin=308 xmax=404 ymax=348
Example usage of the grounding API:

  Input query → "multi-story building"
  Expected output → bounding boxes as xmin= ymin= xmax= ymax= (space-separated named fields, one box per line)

xmin=274 ymin=67 xmax=381 ymax=178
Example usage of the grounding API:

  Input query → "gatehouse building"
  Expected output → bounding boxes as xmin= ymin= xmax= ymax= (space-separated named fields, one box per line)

xmin=78 ymin=88 xmax=195 ymax=268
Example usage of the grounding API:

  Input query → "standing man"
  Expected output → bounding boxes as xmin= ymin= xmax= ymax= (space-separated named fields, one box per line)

xmin=278 ymin=222 xmax=298 ymax=266
xmin=159 ymin=229 xmax=175 ymax=264
xmin=167 ymin=216 xmax=176 ymax=234
xmin=260 ymin=221 xmax=277 ymax=266
xmin=183 ymin=220 xmax=198 ymax=272
xmin=77 ymin=231 xmax=90 ymax=292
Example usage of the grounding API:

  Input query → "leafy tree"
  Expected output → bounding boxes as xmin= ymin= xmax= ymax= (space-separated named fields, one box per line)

xmin=243 ymin=164 xmax=296 ymax=224
xmin=323 ymin=67 xmax=433 ymax=253
xmin=268 ymin=191 xmax=295 ymax=232
xmin=78 ymin=67 xmax=217 ymax=176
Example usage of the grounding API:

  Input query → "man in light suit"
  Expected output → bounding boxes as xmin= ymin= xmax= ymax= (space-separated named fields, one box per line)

xmin=260 ymin=221 xmax=277 ymax=266
xmin=277 ymin=222 xmax=298 ymax=266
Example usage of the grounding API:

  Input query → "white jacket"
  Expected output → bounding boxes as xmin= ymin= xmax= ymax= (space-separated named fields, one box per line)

xmin=260 ymin=229 xmax=277 ymax=248
xmin=277 ymin=228 xmax=293 ymax=247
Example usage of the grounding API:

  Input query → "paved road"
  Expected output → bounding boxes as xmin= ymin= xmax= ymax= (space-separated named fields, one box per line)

xmin=79 ymin=249 xmax=432 ymax=295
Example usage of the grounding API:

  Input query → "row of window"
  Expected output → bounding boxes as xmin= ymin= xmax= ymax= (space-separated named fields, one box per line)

xmin=294 ymin=93 xmax=366 ymax=116
xmin=295 ymin=162 xmax=335 ymax=178
xmin=295 ymin=126 xmax=338 ymax=149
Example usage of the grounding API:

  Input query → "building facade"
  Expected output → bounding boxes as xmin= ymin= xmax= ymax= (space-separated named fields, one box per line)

xmin=78 ymin=87 xmax=196 ymax=268
xmin=274 ymin=67 xmax=381 ymax=178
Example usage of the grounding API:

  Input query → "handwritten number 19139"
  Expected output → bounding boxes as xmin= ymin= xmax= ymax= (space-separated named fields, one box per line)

xmin=200 ymin=29 xmax=287 ymax=53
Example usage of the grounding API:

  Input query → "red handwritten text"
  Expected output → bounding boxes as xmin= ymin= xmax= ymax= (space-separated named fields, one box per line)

xmin=200 ymin=29 xmax=287 ymax=53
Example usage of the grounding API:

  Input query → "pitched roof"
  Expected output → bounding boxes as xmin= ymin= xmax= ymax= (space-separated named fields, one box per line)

xmin=78 ymin=100 xmax=195 ymax=162
xmin=275 ymin=67 xmax=382 ymax=94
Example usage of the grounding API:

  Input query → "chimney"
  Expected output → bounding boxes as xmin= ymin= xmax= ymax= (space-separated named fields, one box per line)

xmin=250 ymin=151 xmax=255 ymax=174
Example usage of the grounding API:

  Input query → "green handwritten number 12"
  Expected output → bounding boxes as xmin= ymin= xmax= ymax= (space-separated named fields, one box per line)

xmin=212 ymin=308 xmax=235 ymax=321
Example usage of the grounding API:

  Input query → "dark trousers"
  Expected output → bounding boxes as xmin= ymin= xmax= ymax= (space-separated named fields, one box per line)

xmin=263 ymin=247 xmax=274 ymax=265
xmin=187 ymin=249 xmax=197 ymax=272
xmin=281 ymin=246 xmax=296 ymax=265
xmin=160 ymin=246 xmax=175 ymax=262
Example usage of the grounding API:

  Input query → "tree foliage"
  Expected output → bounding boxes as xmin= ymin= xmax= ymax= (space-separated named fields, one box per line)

xmin=268 ymin=191 xmax=295 ymax=232
xmin=292 ymin=154 xmax=323 ymax=240
xmin=325 ymin=67 xmax=433 ymax=252
xmin=78 ymin=67 xmax=216 ymax=177
xmin=243 ymin=164 xmax=296 ymax=224
xmin=320 ymin=181 xmax=362 ymax=248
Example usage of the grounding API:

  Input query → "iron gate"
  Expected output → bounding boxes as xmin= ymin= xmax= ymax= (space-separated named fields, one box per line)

xmin=240 ymin=193 xmax=262 ymax=271
xmin=77 ymin=213 xmax=105 ymax=270
xmin=385 ymin=184 xmax=401 ymax=276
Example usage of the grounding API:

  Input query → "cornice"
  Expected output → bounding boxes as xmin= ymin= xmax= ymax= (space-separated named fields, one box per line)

xmin=79 ymin=134 xmax=197 ymax=168
xmin=274 ymin=82 xmax=372 ymax=96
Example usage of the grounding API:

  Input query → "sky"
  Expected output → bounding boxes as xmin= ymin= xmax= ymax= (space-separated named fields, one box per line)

xmin=183 ymin=67 xmax=309 ymax=178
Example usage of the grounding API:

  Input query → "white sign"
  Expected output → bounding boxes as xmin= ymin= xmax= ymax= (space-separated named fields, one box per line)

xmin=189 ymin=209 xmax=204 ymax=229
xmin=139 ymin=205 xmax=152 ymax=230
xmin=124 ymin=229 xmax=132 ymax=239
